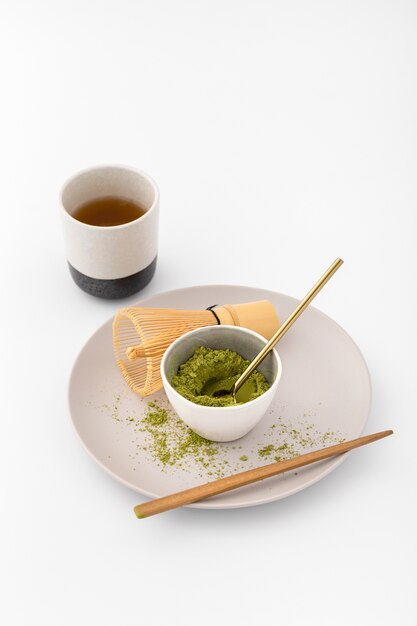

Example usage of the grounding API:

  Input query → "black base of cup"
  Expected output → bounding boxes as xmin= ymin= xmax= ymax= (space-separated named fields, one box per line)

xmin=68 ymin=257 xmax=157 ymax=299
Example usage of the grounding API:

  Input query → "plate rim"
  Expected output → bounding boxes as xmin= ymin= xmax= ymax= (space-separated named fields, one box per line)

xmin=68 ymin=283 xmax=372 ymax=509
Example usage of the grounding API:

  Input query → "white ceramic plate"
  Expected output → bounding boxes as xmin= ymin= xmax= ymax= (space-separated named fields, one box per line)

xmin=68 ymin=285 xmax=371 ymax=509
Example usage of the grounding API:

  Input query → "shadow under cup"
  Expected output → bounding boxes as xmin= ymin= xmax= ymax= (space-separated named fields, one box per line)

xmin=61 ymin=166 xmax=159 ymax=299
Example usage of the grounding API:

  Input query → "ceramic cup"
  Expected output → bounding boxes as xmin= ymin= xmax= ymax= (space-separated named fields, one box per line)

xmin=60 ymin=165 xmax=159 ymax=299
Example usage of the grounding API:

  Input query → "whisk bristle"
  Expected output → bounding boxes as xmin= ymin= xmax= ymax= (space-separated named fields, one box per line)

xmin=126 ymin=346 xmax=141 ymax=359
xmin=113 ymin=307 xmax=216 ymax=396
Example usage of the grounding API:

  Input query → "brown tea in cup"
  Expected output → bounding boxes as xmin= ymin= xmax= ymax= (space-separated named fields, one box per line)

xmin=72 ymin=196 xmax=146 ymax=227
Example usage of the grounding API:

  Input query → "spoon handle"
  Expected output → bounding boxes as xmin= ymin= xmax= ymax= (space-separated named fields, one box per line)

xmin=233 ymin=257 xmax=344 ymax=394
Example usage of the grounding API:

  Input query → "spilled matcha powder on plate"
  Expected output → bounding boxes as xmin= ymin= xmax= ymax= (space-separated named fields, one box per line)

xmin=106 ymin=395 xmax=345 ymax=479
xmin=170 ymin=346 xmax=270 ymax=407
xmin=133 ymin=400 xmax=231 ymax=478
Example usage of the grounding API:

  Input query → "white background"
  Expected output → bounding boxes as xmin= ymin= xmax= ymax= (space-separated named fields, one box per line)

xmin=1 ymin=1 xmax=416 ymax=624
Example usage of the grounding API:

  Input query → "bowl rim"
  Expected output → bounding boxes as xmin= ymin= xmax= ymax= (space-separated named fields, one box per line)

xmin=160 ymin=325 xmax=282 ymax=412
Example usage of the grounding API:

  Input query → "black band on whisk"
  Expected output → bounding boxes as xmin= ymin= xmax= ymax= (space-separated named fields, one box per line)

xmin=206 ymin=305 xmax=221 ymax=325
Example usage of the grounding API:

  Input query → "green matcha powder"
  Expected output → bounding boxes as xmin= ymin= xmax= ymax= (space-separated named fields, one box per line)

xmin=106 ymin=395 xmax=345 ymax=479
xmin=170 ymin=346 xmax=270 ymax=407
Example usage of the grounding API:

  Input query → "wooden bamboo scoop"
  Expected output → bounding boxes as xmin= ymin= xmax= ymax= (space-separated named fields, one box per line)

xmin=134 ymin=430 xmax=393 ymax=518
xmin=218 ymin=257 xmax=344 ymax=401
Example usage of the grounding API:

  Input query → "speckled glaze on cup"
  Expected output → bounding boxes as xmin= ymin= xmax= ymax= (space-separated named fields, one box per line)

xmin=61 ymin=165 xmax=159 ymax=299
xmin=161 ymin=326 xmax=282 ymax=442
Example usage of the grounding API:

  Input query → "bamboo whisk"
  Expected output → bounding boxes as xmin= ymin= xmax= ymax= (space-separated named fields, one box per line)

xmin=113 ymin=301 xmax=279 ymax=397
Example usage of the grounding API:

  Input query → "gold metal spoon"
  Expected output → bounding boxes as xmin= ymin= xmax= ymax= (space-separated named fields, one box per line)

xmin=215 ymin=257 xmax=344 ymax=402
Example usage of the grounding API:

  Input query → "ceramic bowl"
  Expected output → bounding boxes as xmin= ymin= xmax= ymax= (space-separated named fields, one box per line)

xmin=160 ymin=325 xmax=282 ymax=442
